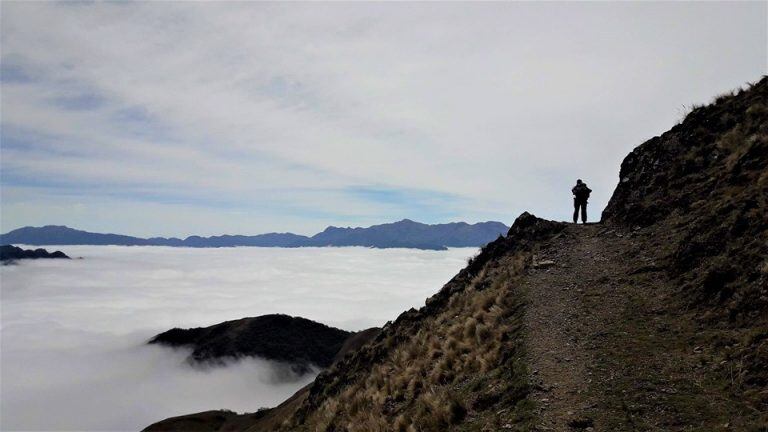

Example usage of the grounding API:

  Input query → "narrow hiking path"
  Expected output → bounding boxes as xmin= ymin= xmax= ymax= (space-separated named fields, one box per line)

xmin=523 ymin=223 xmax=617 ymax=431
xmin=521 ymin=223 xmax=753 ymax=431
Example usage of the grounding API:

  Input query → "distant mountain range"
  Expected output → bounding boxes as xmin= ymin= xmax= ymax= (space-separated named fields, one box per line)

xmin=0 ymin=219 xmax=509 ymax=250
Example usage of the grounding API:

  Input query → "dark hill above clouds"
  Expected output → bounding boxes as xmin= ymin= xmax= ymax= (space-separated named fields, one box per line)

xmin=0 ymin=245 xmax=70 ymax=262
xmin=149 ymin=314 xmax=377 ymax=373
xmin=144 ymin=77 xmax=767 ymax=431
xmin=0 ymin=220 xmax=508 ymax=250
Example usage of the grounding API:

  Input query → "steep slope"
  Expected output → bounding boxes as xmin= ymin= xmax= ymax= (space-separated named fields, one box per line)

xmin=142 ymin=77 xmax=767 ymax=431
xmin=280 ymin=214 xmax=563 ymax=431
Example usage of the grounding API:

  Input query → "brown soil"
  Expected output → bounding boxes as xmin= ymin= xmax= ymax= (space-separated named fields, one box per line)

xmin=524 ymin=222 xmax=762 ymax=431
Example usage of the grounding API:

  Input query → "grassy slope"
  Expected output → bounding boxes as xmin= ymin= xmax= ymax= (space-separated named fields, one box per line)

xmin=275 ymin=216 xmax=565 ymax=432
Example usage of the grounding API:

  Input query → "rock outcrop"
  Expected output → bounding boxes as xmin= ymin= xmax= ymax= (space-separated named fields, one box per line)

xmin=603 ymin=79 xmax=767 ymax=322
xmin=0 ymin=245 xmax=70 ymax=262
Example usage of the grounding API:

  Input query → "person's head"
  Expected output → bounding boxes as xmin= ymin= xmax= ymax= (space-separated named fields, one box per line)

xmin=576 ymin=179 xmax=583 ymax=185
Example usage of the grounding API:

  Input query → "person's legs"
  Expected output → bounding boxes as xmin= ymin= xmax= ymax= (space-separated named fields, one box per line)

xmin=573 ymin=199 xmax=579 ymax=223
xmin=581 ymin=202 xmax=588 ymax=223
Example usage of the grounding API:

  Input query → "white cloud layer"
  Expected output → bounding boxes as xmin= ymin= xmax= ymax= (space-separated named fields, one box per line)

xmin=0 ymin=245 xmax=474 ymax=431
xmin=1 ymin=2 xmax=765 ymax=235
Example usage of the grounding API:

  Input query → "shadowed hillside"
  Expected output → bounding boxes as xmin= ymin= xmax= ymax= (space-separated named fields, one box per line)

xmin=143 ymin=77 xmax=767 ymax=431
xmin=149 ymin=315 xmax=359 ymax=373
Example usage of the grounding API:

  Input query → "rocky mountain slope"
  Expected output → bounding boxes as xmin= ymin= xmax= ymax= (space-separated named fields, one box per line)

xmin=0 ymin=220 xmax=508 ymax=250
xmin=143 ymin=77 xmax=767 ymax=431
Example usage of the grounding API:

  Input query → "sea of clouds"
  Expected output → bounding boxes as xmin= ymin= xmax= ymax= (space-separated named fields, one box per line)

xmin=0 ymin=245 xmax=474 ymax=431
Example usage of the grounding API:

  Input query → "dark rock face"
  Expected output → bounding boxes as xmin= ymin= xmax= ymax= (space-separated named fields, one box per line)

xmin=0 ymin=245 xmax=70 ymax=262
xmin=603 ymin=79 xmax=767 ymax=230
xmin=458 ymin=212 xmax=565 ymax=285
xmin=148 ymin=314 xmax=353 ymax=371
xmin=602 ymin=78 xmax=767 ymax=322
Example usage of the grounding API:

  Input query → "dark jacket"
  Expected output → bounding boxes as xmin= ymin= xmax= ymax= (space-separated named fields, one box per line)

xmin=572 ymin=183 xmax=592 ymax=202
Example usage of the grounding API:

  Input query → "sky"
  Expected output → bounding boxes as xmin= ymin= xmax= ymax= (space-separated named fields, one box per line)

xmin=1 ymin=245 xmax=473 ymax=430
xmin=1 ymin=1 xmax=765 ymax=237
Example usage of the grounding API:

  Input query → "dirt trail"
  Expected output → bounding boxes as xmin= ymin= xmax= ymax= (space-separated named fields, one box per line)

xmin=522 ymin=223 xmax=748 ymax=431
xmin=523 ymin=223 xmax=617 ymax=431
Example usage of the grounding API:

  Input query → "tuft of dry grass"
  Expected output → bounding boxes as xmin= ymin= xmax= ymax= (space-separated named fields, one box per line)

xmin=283 ymin=251 xmax=535 ymax=431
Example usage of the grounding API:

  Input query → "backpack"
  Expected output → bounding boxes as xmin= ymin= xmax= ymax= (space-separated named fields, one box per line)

xmin=574 ymin=184 xmax=591 ymax=201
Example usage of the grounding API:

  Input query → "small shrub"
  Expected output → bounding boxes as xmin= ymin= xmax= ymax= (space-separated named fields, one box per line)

xmin=481 ymin=293 xmax=497 ymax=311
xmin=476 ymin=323 xmax=491 ymax=342
xmin=446 ymin=335 xmax=460 ymax=352
xmin=464 ymin=317 xmax=478 ymax=339
xmin=430 ymin=348 xmax=443 ymax=360
xmin=393 ymin=415 xmax=409 ymax=432
xmin=473 ymin=309 xmax=487 ymax=323
xmin=445 ymin=393 xmax=467 ymax=424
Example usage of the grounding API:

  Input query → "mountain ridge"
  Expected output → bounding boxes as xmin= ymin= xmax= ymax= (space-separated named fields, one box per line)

xmin=142 ymin=77 xmax=767 ymax=431
xmin=148 ymin=314 xmax=376 ymax=375
xmin=271 ymin=77 xmax=767 ymax=431
xmin=0 ymin=219 xmax=509 ymax=251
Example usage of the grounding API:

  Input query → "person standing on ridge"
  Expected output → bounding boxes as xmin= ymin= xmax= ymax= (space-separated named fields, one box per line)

xmin=572 ymin=179 xmax=592 ymax=223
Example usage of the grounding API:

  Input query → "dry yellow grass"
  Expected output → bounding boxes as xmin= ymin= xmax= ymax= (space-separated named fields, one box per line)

xmin=283 ymin=253 xmax=532 ymax=431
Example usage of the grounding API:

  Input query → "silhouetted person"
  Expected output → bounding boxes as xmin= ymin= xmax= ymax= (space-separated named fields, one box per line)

xmin=572 ymin=179 xmax=592 ymax=223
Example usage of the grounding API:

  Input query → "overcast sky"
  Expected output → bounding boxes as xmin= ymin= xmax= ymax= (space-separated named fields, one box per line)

xmin=1 ymin=2 xmax=765 ymax=237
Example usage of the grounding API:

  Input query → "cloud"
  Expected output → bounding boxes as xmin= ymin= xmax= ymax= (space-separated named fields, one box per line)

xmin=0 ymin=245 xmax=474 ymax=430
xmin=1 ymin=2 xmax=765 ymax=235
